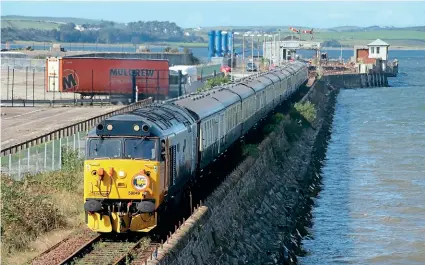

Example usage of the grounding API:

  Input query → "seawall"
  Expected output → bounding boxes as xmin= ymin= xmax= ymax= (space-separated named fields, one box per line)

xmin=141 ymin=78 xmax=339 ymax=265
xmin=323 ymin=73 xmax=388 ymax=88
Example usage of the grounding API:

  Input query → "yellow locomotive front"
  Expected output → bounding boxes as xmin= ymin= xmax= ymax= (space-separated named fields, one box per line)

xmin=83 ymin=118 xmax=165 ymax=233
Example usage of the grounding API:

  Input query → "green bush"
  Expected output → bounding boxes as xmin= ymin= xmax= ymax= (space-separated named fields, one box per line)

xmin=1 ymin=146 xmax=85 ymax=255
xmin=197 ymin=75 xmax=231 ymax=92
xmin=61 ymin=146 xmax=84 ymax=172
xmin=242 ymin=144 xmax=259 ymax=158
xmin=294 ymin=101 xmax=317 ymax=124
xmin=1 ymin=175 xmax=67 ymax=253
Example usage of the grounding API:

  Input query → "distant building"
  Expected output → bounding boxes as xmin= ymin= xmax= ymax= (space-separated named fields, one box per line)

xmin=367 ymin=39 xmax=390 ymax=61
xmin=352 ymin=38 xmax=397 ymax=76
xmin=353 ymin=46 xmax=375 ymax=64
xmin=74 ymin=25 xmax=85 ymax=31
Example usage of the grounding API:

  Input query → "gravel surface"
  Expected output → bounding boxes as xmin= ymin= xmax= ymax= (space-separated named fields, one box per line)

xmin=30 ymin=230 xmax=99 ymax=265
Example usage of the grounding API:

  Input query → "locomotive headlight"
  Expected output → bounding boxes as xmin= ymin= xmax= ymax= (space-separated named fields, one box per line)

xmin=133 ymin=125 xmax=140 ymax=132
xmin=118 ymin=171 xmax=126 ymax=178
xmin=106 ymin=124 xmax=113 ymax=131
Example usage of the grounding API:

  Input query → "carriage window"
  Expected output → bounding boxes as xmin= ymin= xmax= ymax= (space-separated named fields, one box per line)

xmin=88 ymin=138 xmax=122 ymax=159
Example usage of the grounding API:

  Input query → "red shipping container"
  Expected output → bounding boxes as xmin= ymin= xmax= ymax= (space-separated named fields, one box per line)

xmin=46 ymin=57 xmax=170 ymax=97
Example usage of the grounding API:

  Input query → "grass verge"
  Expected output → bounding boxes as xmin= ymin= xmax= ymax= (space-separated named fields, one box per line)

xmin=1 ymin=147 xmax=85 ymax=264
xmin=242 ymin=101 xmax=317 ymax=157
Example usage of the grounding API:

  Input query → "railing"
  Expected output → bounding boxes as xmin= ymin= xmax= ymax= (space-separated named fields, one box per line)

xmin=0 ymin=97 xmax=153 ymax=156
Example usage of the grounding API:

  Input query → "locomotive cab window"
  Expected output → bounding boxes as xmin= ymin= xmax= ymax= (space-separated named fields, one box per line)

xmin=87 ymin=137 xmax=158 ymax=160
xmin=124 ymin=138 xmax=157 ymax=160
xmin=88 ymin=138 xmax=122 ymax=159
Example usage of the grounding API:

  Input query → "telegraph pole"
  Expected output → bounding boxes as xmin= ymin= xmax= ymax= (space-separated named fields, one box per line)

xmin=251 ymin=35 xmax=254 ymax=68
xmin=257 ymin=34 xmax=261 ymax=73
xmin=231 ymin=31 xmax=234 ymax=81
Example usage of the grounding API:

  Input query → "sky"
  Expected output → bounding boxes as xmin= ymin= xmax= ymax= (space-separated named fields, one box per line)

xmin=1 ymin=1 xmax=425 ymax=28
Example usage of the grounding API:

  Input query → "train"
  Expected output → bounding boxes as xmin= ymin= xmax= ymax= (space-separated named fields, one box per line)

xmin=82 ymin=60 xmax=309 ymax=233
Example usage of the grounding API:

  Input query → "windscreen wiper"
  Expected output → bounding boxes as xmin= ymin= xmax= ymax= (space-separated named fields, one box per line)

xmin=133 ymin=136 xmax=147 ymax=149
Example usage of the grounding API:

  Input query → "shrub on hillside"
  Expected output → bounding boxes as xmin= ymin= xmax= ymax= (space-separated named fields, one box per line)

xmin=293 ymin=101 xmax=317 ymax=124
xmin=1 ymin=147 xmax=84 ymax=254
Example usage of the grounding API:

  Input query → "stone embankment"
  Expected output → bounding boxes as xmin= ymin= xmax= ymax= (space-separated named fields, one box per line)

xmin=324 ymin=73 xmax=388 ymax=88
xmin=146 ymin=79 xmax=339 ymax=265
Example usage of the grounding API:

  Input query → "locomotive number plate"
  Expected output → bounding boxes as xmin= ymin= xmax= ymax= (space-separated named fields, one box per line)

xmin=128 ymin=191 xmax=141 ymax=195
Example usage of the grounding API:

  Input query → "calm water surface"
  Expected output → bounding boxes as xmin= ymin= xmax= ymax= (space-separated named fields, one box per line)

xmin=299 ymin=50 xmax=425 ymax=265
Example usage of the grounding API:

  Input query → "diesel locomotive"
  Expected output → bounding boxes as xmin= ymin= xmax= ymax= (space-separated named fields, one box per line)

xmin=83 ymin=61 xmax=309 ymax=233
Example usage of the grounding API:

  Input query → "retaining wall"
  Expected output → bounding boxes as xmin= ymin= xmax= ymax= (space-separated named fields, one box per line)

xmin=323 ymin=73 xmax=388 ymax=88
xmin=143 ymin=79 xmax=339 ymax=265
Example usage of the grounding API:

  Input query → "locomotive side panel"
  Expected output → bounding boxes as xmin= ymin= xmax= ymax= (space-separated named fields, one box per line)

xmin=165 ymin=126 xmax=195 ymax=195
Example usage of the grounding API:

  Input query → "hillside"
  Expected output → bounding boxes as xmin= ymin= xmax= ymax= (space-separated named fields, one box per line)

xmin=2 ymin=15 xmax=119 ymax=27
xmin=1 ymin=15 xmax=424 ymax=48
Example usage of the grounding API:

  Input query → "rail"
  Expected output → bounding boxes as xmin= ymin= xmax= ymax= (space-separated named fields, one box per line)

xmin=29 ymin=231 xmax=101 ymax=265
xmin=1 ymin=97 xmax=153 ymax=156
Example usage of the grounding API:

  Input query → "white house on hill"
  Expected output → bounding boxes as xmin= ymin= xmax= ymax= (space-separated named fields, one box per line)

xmin=368 ymin=39 xmax=390 ymax=61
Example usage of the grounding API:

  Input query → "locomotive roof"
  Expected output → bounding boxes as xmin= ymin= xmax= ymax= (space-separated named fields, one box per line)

xmin=88 ymin=103 xmax=195 ymax=138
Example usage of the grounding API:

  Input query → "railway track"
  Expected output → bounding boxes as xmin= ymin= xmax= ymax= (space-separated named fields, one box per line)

xmin=68 ymin=235 xmax=149 ymax=265
xmin=29 ymin=229 xmax=101 ymax=265
xmin=28 ymin=229 xmax=158 ymax=265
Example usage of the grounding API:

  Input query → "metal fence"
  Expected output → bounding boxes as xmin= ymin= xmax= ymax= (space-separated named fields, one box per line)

xmin=1 ymin=58 xmax=45 ymax=72
xmin=0 ymin=131 xmax=87 ymax=180
xmin=1 ymin=63 xmax=89 ymax=106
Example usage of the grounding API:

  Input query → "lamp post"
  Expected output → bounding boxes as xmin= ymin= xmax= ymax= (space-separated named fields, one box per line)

xmin=268 ymin=35 xmax=273 ymax=68
xmin=231 ymin=31 xmax=240 ymax=81
xmin=251 ymin=34 xmax=255 ymax=67
xmin=243 ymin=34 xmax=248 ymax=77
xmin=273 ymin=34 xmax=276 ymax=64
xmin=278 ymin=29 xmax=281 ymax=66
xmin=257 ymin=34 xmax=262 ymax=73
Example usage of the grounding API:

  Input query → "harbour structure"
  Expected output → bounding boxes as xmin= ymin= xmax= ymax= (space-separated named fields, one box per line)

xmin=262 ymin=38 xmax=321 ymax=65
xmin=351 ymin=39 xmax=398 ymax=77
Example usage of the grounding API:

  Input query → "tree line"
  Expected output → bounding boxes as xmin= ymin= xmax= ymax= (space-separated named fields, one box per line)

xmin=1 ymin=20 xmax=205 ymax=44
